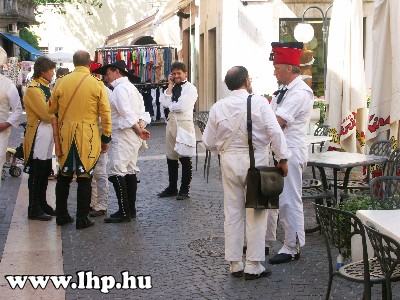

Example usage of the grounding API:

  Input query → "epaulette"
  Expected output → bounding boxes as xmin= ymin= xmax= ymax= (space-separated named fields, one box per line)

xmin=28 ymin=81 xmax=40 ymax=89
xmin=91 ymin=74 xmax=102 ymax=81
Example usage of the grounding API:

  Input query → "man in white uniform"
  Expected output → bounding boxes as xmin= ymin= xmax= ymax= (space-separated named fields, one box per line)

xmin=158 ymin=62 xmax=197 ymax=200
xmin=89 ymin=63 xmax=112 ymax=217
xmin=0 ymin=46 xmax=23 ymax=189
xmin=267 ymin=42 xmax=314 ymax=264
xmin=93 ymin=60 xmax=150 ymax=223
xmin=202 ymin=66 xmax=291 ymax=280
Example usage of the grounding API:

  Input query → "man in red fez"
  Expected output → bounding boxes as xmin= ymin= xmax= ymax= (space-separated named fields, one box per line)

xmin=266 ymin=42 xmax=314 ymax=264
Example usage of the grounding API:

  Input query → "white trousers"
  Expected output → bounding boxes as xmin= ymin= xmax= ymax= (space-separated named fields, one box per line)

xmin=0 ymin=127 xmax=11 ymax=188
xmin=221 ymin=148 xmax=272 ymax=262
xmin=267 ymin=146 xmax=308 ymax=252
xmin=109 ymin=128 xmax=142 ymax=176
xmin=91 ymin=152 xmax=109 ymax=211
xmin=33 ymin=122 xmax=54 ymax=160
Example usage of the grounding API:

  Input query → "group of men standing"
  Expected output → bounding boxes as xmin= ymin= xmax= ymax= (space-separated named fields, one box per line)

xmin=20 ymin=50 xmax=194 ymax=231
xmin=1 ymin=42 xmax=314 ymax=281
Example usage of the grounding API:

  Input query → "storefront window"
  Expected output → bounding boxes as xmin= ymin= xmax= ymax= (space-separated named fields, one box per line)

xmin=279 ymin=18 xmax=330 ymax=96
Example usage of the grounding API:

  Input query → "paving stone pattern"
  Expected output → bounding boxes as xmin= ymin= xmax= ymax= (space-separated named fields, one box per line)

xmin=0 ymin=120 xmax=25 ymax=260
xmin=60 ymin=125 xmax=399 ymax=299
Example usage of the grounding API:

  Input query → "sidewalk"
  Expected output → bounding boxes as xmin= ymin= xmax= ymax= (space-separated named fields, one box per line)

xmin=0 ymin=124 xmax=397 ymax=299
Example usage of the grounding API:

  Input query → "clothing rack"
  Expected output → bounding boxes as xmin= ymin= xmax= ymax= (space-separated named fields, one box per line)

xmin=96 ymin=44 xmax=177 ymax=51
xmin=94 ymin=44 xmax=178 ymax=84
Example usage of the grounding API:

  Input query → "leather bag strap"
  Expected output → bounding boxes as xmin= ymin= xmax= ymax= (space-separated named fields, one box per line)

xmin=58 ymin=73 xmax=90 ymax=123
xmin=246 ymin=95 xmax=256 ymax=169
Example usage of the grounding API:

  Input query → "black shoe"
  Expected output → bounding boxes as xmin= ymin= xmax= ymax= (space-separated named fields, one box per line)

xmin=231 ymin=271 xmax=243 ymax=278
xmin=28 ymin=213 xmax=52 ymax=221
xmin=244 ymin=269 xmax=272 ymax=280
xmin=76 ymin=217 xmax=95 ymax=230
xmin=56 ymin=215 xmax=74 ymax=226
xmin=110 ymin=210 xmax=122 ymax=218
xmin=41 ymin=203 xmax=57 ymax=216
xmin=176 ymin=193 xmax=190 ymax=200
xmin=89 ymin=210 xmax=107 ymax=217
xmin=157 ymin=188 xmax=178 ymax=198
xmin=104 ymin=216 xmax=131 ymax=223
xmin=243 ymin=246 xmax=269 ymax=255
xmin=269 ymin=253 xmax=300 ymax=265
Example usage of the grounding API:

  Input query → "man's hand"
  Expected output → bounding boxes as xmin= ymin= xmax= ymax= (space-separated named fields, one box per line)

xmin=101 ymin=142 xmax=109 ymax=154
xmin=0 ymin=122 xmax=11 ymax=132
xmin=137 ymin=128 xmax=150 ymax=140
xmin=276 ymin=159 xmax=288 ymax=177
xmin=133 ymin=123 xmax=150 ymax=140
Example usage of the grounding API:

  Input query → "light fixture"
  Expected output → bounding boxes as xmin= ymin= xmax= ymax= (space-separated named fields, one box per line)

xmin=294 ymin=23 xmax=314 ymax=43
xmin=294 ymin=5 xmax=333 ymax=95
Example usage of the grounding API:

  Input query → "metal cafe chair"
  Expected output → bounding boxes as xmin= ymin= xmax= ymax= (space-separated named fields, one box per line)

xmin=370 ymin=176 xmax=400 ymax=210
xmin=302 ymin=180 xmax=335 ymax=234
xmin=383 ymin=148 xmax=400 ymax=177
xmin=364 ymin=225 xmax=400 ymax=300
xmin=310 ymin=125 xmax=330 ymax=179
xmin=311 ymin=124 xmax=330 ymax=153
xmin=315 ymin=204 xmax=389 ymax=300
xmin=193 ymin=111 xmax=212 ymax=182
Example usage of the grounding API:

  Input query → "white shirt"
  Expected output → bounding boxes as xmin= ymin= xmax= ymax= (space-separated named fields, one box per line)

xmin=202 ymin=89 xmax=291 ymax=162
xmin=160 ymin=81 xmax=198 ymax=121
xmin=271 ymin=76 xmax=314 ymax=148
xmin=110 ymin=77 xmax=151 ymax=130
xmin=0 ymin=75 xmax=22 ymax=127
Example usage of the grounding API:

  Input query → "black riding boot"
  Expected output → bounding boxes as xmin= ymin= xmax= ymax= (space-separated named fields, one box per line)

xmin=28 ymin=159 xmax=52 ymax=221
xmin=125 ymin=174 xmax=138 ymax=218
xmin=39 ymin=159 xmax=56 ymax=216
xmin=55 ymin=174 xmax=74 ymax=226
xmin=76 ymin=177 xmax=94 ymax=230
xmin=105 ymin=175 xmax=131 ymax=223
xmin=177 ymin=157 xmax=192 ymax=200
xmin=157 ymin=159 xmax=179 ymax=197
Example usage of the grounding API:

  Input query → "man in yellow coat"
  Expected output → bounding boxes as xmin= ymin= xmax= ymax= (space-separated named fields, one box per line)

xmin=49 ymin=50 xmax=112 ymax=230
xmin=23 ymin=56 xmax=57 ymax=221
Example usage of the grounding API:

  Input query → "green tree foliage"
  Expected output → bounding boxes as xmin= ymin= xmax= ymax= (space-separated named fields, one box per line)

xmin=29 ymin=0 xmax=102 ymax=6
xmin=18 ymin=28 xmax=40 ymax=61
xmin=31 ymin=0 xmax=102 ymax=15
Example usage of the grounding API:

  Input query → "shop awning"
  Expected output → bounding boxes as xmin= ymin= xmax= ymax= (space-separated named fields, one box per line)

xmin=0 ymin=32 xmax=42 ymax=56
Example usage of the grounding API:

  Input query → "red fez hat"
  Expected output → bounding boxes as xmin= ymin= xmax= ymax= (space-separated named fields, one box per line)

xmin=90 ymin=61 xmax=102 ymax=73
xmin=269 ymin=42 xmax=303 ymax=67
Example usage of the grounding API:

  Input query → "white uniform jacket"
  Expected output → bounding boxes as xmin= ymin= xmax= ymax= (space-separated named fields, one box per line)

xmin=202 ymin=89 xmax=291 ymax=162
xmin=160 ymin=81 xmax=197 ymax=121
xmin=110 ymin=77 xmax=151 ymax=130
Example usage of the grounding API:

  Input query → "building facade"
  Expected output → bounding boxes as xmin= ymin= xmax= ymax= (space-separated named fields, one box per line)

xmin=0 ymin=0 xmax=37 ymax=57
xmin=31 ymin=0 xmax=155 ymax=55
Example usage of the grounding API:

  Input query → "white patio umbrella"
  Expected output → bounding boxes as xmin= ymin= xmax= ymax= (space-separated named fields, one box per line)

xmin=366 ymin=0 xmax=400 ymax=147
xmin=46 ymin=51 xmax=74 ymax=63
xmin=325 ymin=0 xmax=367 ymax=153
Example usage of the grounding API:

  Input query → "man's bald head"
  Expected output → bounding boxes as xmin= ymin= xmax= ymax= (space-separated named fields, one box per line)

xmin=73 ymin=50 xmax=91 ymax=67
xmin=224 ymin=66 xmax=249 ymax=91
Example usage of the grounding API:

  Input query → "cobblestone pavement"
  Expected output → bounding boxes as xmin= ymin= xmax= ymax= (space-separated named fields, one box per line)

xmin=1 ymin=121 xmax=399 ymax=299
xmin=0 ymin=116 xmax=25 ymax=260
